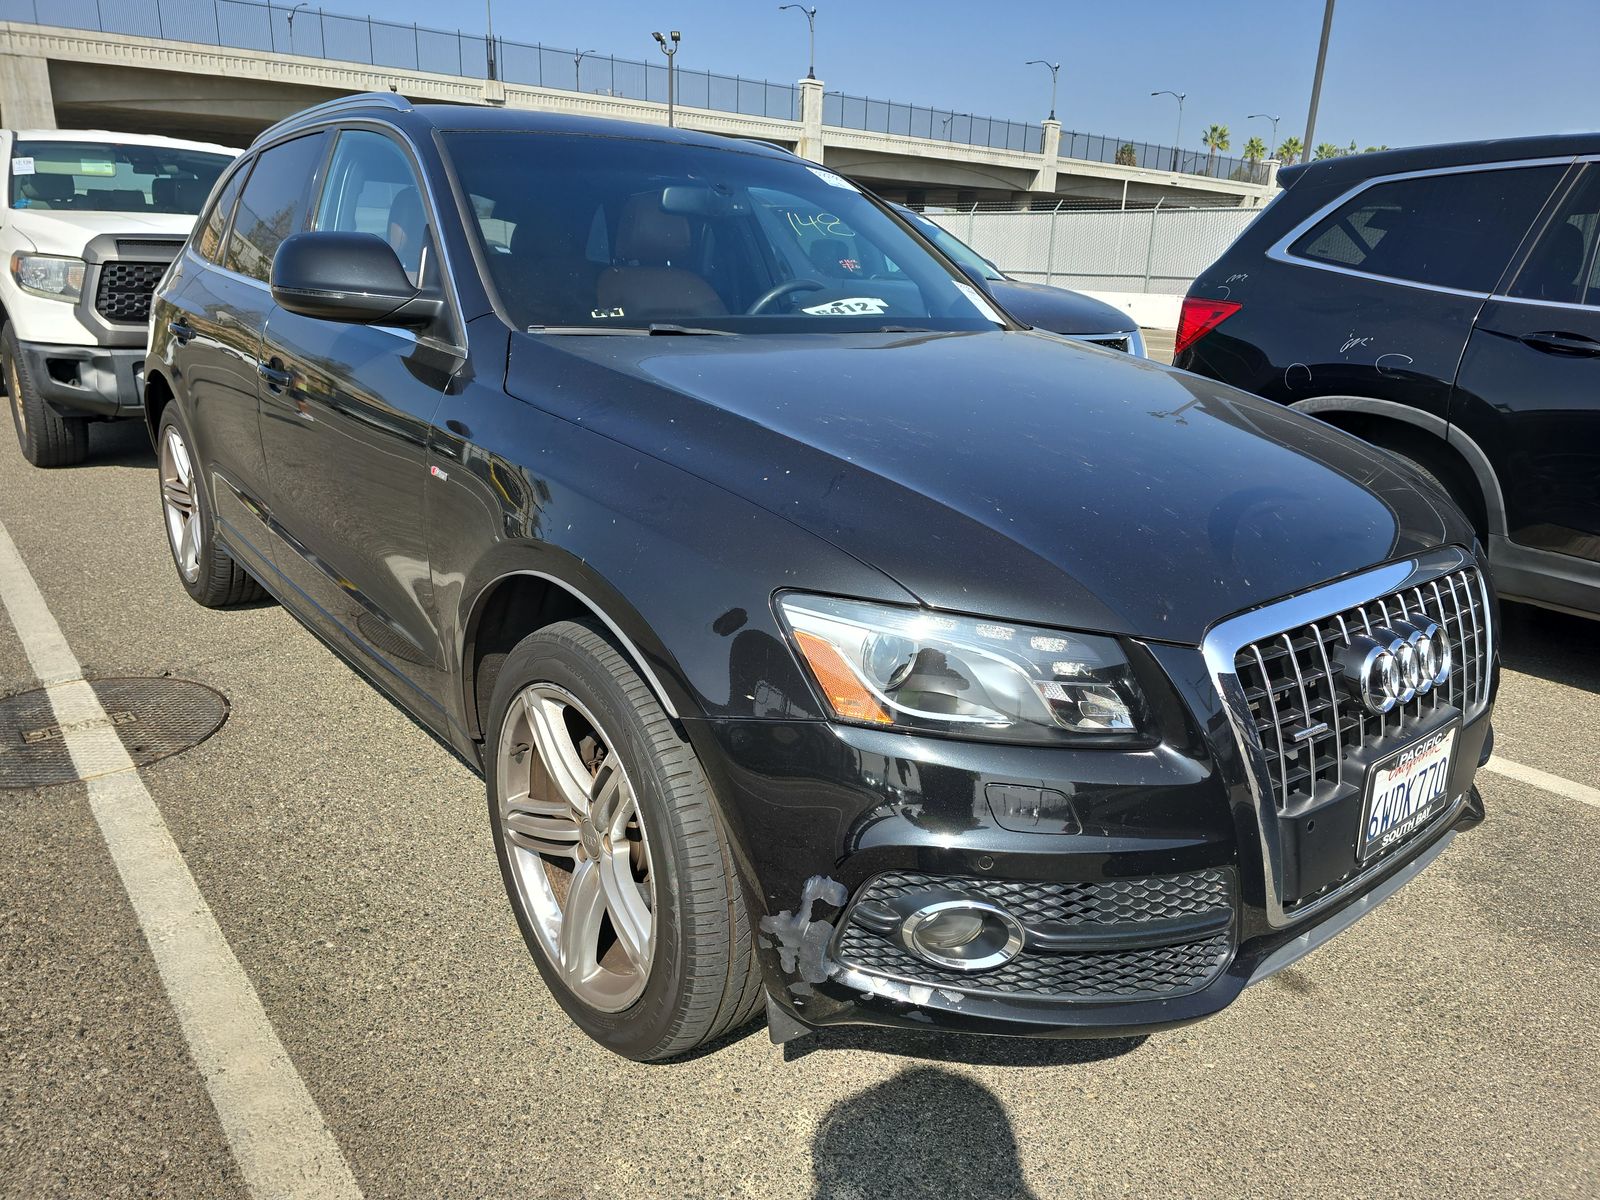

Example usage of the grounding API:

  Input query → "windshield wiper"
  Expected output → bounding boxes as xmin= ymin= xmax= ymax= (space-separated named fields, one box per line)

xmin=524 ymin=323 xmax=734 ymax=337
xmin=646 ymin=323 xmax=735 ymax=336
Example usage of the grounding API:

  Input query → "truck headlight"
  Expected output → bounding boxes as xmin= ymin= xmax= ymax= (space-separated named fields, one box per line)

xmin=777 ymin=593 xmax=1147 ymax=744
xmin=10 ymin=253 xmax=86 ymax=302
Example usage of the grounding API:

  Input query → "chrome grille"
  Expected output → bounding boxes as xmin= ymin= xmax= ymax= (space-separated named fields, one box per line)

xmin=1233 ymin=564 xmax=1491 ymax=813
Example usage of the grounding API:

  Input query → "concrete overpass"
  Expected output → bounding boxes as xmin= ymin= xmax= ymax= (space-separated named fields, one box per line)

xmin=0 ymin=20 xmax=1277 ymax=208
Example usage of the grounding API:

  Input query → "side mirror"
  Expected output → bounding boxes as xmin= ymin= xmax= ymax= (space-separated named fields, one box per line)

xmin=270 ymin=231 xmax=443 ymax=328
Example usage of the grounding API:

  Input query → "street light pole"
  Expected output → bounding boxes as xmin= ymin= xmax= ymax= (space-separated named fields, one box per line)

xmin=286 ymin=2 xmax=308 ymax=53
xmin=1248 ymin=112 xmax=1281 ymax=150
xmin=574 ymin=48 xmax=595 ymax=91
xmin=652 ymin=30 xmax=681 ymax=127
xmin=1151 ymin=90 xmax=1185 ymax=172
xmin=1303 ymin=0 xmax=1336 ymax=158
xmin=778 ymin=5 xmax=817 ymax=80
xmin=484 ymin=0 xmax=497 ymax=81
xmin=1025 ymin=60 xmax=1060 ymax=122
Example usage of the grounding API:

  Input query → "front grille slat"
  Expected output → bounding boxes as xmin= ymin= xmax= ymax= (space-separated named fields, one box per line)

xmin=1233 ymin=564 xmax=1490 ymax=812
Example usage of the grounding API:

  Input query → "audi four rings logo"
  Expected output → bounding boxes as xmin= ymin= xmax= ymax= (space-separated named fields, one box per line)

xmin=1340 ymin=621 xmax=1453 ymax=714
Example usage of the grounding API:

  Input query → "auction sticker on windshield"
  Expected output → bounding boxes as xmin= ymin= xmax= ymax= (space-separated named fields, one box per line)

xmin=1360 ymin=722 xmax=1458 ymax=860
xmin=802 ymin=297 xmax=891 ymax=316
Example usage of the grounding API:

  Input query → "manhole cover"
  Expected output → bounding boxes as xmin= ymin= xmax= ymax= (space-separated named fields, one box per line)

xmin=0 ymin=678 xmax=228 ymax=789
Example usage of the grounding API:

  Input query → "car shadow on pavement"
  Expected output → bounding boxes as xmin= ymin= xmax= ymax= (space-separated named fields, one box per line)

xmin=61 ymin=418 xmax=157 ymax=469
xmin=1499 ymin=600 xmax=1600 ymax=695
xmin=810 ymin=1066 xmax=1045 ymax=1199
xmin=787 ymin=1024 xmax=1146 ymax=1069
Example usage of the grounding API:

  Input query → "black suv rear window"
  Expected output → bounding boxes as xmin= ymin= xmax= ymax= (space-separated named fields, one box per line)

xmin=1288 ymin=165 xmax=1565 ymax=293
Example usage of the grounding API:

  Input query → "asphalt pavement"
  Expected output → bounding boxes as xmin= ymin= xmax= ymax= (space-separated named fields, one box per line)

xmin=1 ymin=416 xmax=1596 ymax=1200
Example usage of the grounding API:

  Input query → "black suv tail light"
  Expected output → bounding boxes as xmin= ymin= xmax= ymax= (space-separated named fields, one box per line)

xmin=1174 ymin=296 xmax=1241 ymax=356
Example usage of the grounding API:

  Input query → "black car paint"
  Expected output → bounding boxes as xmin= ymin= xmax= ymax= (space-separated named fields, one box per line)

xmin=147 ymin=101 xmax=1490 ymax=1042
xmin=1176 ymin=133 xmax=1600 ymax=619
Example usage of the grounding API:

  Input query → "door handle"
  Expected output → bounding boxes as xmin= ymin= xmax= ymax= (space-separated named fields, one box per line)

xmin=168 ymin=321 xmax=195 ymax=344
xmin=257 ymin=360 xmax=293 ymax=389
xmin=1519 ymin=330 xmax=1600 ymax=357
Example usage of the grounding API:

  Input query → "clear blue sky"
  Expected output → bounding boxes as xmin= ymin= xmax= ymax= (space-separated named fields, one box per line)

xmin=362 ymin=0 xmax=1594 ymax=151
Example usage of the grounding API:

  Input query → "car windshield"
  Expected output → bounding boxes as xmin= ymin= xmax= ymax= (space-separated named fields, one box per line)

xmin=445 ymin=130 xmax=1006 ymax=334
xmin=898 ymin=208 xmax=1006 ymax=282
xmin=9 ymin=140 xmax=232 ymax=215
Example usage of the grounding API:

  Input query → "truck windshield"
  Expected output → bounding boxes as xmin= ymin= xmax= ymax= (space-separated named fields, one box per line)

xmin=445 ymin=130 xmax=1006 ymax=334
xmin=9 ymin=141 xmax=233 ymax=215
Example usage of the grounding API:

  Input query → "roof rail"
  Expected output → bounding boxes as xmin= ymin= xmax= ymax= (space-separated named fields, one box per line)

xmin=254 ymin=91 xmax=413 ymax=145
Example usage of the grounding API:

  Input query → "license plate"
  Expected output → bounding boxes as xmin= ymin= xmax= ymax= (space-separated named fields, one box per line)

xmin=1359 ymin=723 xmax=1458 ymax=860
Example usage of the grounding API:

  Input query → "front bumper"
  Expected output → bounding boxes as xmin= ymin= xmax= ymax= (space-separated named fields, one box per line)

xmin=689 ymin=551 xmax=1498 ymax=1043
xmin=17 ymin=340 xmax=145 ymax=418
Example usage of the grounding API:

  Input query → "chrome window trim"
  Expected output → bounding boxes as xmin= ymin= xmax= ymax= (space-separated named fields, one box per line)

xmin=1264 ymin=155 xmax=1579 ymax=299
xmin=1486 ymin=291 xmax=1600 ymax=313
xmin=1202 ymin=546 xmax=1490 ymax=928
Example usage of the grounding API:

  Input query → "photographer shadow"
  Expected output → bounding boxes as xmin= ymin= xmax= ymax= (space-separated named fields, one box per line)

xmin=809 ymin=1054 xmax=1133 ymax=1200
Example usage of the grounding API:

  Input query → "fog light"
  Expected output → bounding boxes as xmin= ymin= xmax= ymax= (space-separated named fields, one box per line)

xmin=899 ymin=899 xmax=1025 ymax=972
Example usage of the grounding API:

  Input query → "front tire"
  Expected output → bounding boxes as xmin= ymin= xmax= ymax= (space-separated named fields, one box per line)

xmin=156 ymin=406 xmax=264 ymax=607
xmin=486 ymin=620 xmax=763 ymax=1061
xmin=3 ymin=322 xmax=89 ymax=468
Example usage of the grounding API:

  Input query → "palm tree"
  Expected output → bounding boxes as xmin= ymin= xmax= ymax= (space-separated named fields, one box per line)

xmin=1274 ymin=135 xmax=1303 ymax=165
xmin=1200 ymin=123 xmax=1230 ymax=175
xmin=1115 ymin=142 xmax=1138 ymax=167
xmin=1363 ymin=144 xmax=1390 ymax=153
xmin=1242 ymin=135 xmax=1268 ymax=163
xmin=1313 ymin=142 xmax=1342 ymax=160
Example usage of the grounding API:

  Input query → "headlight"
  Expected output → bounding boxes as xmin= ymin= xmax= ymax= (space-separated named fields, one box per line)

xmin=10 ymin=253 xmax=86 ymax=302
xmin=777 ymin=593 xmax=1147 ymax=744
xmin=1126 ymin=327 xmax=1148 ymax=358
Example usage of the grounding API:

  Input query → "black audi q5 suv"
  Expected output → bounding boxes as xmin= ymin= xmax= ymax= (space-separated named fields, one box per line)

xmin=145 ymin=94 xmax=1496 ymax=1060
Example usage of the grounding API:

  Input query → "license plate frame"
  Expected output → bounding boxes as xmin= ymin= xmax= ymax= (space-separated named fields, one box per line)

xmin=1358 ymin=720 xmax=1460 ymax=862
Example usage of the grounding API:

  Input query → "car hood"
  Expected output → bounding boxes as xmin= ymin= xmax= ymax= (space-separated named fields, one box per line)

xmin=505 ymin=328 xmax=1467 ymax=643
xmin=984 ymin=278 xmax=1133 ymax=337
xmin=5 ymin=209 xmax=195 ymax=256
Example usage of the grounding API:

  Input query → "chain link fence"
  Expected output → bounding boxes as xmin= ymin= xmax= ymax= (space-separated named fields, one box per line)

xmin=2 ymin=0 xmax=1267 ymax=181
xmin=922 ymin=203 xmax=1260 ymax=295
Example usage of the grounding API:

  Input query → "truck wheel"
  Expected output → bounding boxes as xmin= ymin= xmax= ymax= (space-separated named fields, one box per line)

xmin=2 ymin=323 xmax=89 ymax=468
xmin=485 ymin=620 xmax=764 ymax=1061
xmin=156 ymin=406 xmax=265 ymax=607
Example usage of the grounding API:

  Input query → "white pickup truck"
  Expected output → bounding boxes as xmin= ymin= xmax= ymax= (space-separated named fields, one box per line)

xmin=2 ymin=129 xmax=237 ymax=466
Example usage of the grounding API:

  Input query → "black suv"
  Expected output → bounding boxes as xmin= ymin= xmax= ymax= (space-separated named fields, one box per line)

xmin=147 ymin=94 xmax=1495 ymax=1061
xmin=1175 ymin=134 xmax=1600 ymax=620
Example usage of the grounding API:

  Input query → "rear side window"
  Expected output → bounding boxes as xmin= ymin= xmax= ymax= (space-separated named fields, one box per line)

xmin=1289 ymin=165 xmax=1565 ymax=293
xmin=196 ymin=162 xmax=249 ymax=264
xmin=1508 ymin=166 xmax=1600 ymax=306
xmin=223 ymin=133 xmax=328 ymax=283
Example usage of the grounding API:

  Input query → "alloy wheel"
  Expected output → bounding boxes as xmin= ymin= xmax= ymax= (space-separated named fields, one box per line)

xmin=160 ymin=424 xmax=200 ymax=583
xmin=497 ymin=682 xmax=657 ymax=1012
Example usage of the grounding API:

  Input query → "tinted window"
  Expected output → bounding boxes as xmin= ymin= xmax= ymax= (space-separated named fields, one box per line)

xmin=444 ymin=131 xmax=1000 ymax=333
xmin=196 ymin=162 xmax=249 ymax=264
xmin=314 ymin=129 xmax=428 ymax=284
xmin=224 ymin=133 xmax=328 ymax=283
xmin=1290 ymin=165 xmax=1564 ymax=292
xmin=1508 ymin=166 xmax=1600 ymax=306
xmin=9 ymin=140 xmax=232 ymax=214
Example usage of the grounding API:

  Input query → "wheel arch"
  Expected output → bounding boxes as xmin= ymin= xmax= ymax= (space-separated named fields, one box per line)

xmin=1287 ymin=395 xmax=1507 ymax=539
xmin=143 ymin=366 xmax=175 ymax=443
xmin=459 ymin=565 xmax=692 ymax=745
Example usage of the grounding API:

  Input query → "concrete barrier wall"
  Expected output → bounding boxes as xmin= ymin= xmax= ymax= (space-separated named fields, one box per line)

xmin=927 ymin=206 xmax=1259 ymax=311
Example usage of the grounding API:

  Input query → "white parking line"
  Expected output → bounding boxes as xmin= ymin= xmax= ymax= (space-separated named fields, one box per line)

xmin=0 ymin=520 xmax=364 ymax=1200
xmin=1484 ymin=756 xmax=1600 ymax=810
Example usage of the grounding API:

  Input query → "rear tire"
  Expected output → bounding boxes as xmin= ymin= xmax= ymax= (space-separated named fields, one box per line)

xmin=486 ymin=620 xmax=763 ymax=1061
xmin=156 ymin=406 xmax=265 ymax=607
xmin=3 ymin=323 xmax=89 ymax=468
